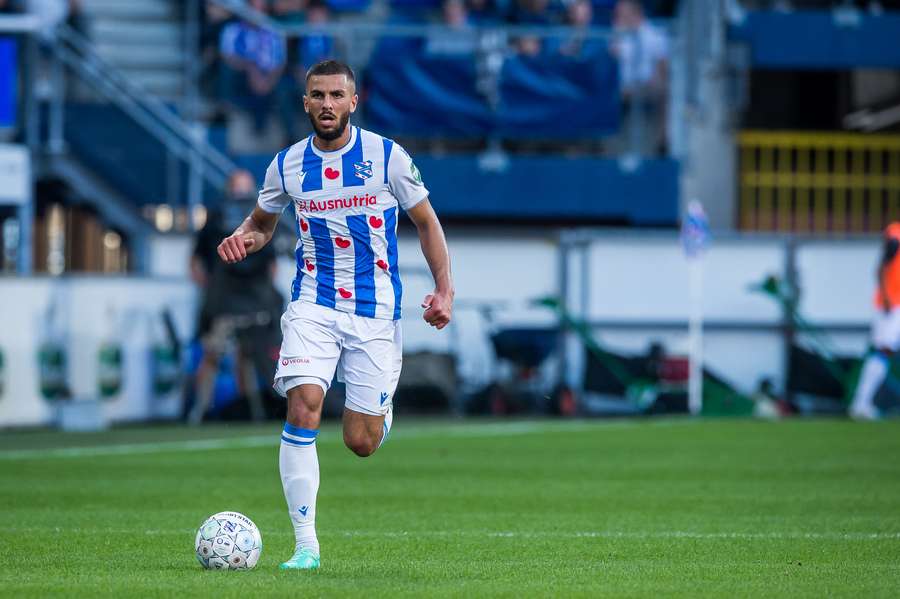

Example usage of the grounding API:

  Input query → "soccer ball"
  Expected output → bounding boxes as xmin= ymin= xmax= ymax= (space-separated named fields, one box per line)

xmin=195 ymin=511 xmax=262 ymax=570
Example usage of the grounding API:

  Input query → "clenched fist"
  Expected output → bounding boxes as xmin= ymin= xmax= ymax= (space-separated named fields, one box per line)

xmin=217 ymin=234 xmax=256 ymax=264
xmin=421 ymin=291 xmax=453 ymax=330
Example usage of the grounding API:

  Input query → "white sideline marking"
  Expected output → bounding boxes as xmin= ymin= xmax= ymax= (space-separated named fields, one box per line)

xmin=0 ymin=419 xmax=674 ymax=461
xmin=7 ymin=527 xmax=900 ymax=542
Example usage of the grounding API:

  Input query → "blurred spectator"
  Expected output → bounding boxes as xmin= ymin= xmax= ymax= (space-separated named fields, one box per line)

xmin=296 ymin=0 xmax=334 ymax=73
xmin=272 ymin=0 xmax=306 ymax=24
xmin=219 ymin=0 xmax=287 ymax=135
xmin=553 ymin=0 xmax=603 ymax=58
xmin=188 ymin=169 xmax=282 ymax=424
xmin=426 ymin=0 xmax=477 ymax=55
xmin=276 ymin=0 xmax=337 ymax=143
xmin=609 ymin=0 xmax=668 ymax=154
xmin=465 ymin=0 xmax=503 ymax=24
xmin=508 ymin=0 xmax=561 ymax=56
xmin=609 ymin=0 xmax=667 ymax=98
xmin=200 ymin=1 xmax=235 ymax=110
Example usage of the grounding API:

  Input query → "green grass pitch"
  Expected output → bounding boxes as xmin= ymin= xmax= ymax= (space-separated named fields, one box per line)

xmin=2 ymin=418 xmax=900 ymax=597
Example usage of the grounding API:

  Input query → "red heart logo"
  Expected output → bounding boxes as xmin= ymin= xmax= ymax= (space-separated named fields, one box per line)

xmin=324 ymin=167 xmax=340 ymax=180
xmin=369 ymin=216 xmax=383 ymax=228
xmin=376 ymin=259 xmax=388 ymax=271
xmin=305 ymin=259 xmax=315 ymax=272
xmin=300 ymin=219 xmax=308 ymax=232
xmin=338 ymin=288 xmax=352 ymax=299
xmin=335 ymin=237 xmax=351 ymax=248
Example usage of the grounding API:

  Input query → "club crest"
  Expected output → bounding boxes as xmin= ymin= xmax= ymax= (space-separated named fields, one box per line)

xmin=354 ymin=160 xmax=374 ymax=180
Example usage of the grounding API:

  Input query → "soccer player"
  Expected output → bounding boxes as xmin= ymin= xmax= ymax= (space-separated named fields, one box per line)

xmin=849 ymin=222 xmax=900 ymax=420
xmin=216 ymin=60 xmax=454 ymax=569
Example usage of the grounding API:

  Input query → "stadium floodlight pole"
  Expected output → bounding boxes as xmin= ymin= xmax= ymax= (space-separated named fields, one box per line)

xmin=681 ymin=200 xmax=710 ymax=416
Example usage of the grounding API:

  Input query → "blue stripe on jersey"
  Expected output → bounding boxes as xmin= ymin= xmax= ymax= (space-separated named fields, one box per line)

xmin=291 ymin=206 xmax=304 ymax=301
xmin=309 ymin=217 xmax=336 ymax=308
xmin=301 ymin=136 xmax=323 ymax=192
xmin=384 ymin=206 xmax=403 ymax=320
xmin=277 ymin=146 xmax=290 ymax=193
xmin=382 ymin=138 xmax=394 ymax=184
xmin=341 ymin=127 xmax=365 ymax=188
xmin=346 ymin=214 xmax=376 ymax=318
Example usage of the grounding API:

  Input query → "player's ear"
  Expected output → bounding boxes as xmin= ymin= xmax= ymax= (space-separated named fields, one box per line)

xmin=302 ymin=94 xmax=309 ymax=114
xmin=350 ymin=94 xmax=358 ymax=114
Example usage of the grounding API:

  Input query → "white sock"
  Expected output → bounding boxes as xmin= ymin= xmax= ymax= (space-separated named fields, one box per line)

xmin=851 ymin=353 xmax=888 ymax=414
xmin=279 ymin=423 xmax=320 ymax=556
xmin=379 ymin=406 xmax=393 ymax=449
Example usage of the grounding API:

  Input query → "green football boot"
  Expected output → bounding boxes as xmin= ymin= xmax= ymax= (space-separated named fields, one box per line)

xmin=279 ymin=547 xmax=320 ymax=571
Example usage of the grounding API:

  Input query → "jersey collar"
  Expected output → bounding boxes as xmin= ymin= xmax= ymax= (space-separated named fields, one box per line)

xmin=308 ymin=125 xmax=357 ymax=158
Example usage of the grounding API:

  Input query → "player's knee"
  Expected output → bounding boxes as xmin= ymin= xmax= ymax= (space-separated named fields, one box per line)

xmin=286 ymin=390 xmax=323 ymax=429
xmin=343 ymin=432 xmax=378 ymax=457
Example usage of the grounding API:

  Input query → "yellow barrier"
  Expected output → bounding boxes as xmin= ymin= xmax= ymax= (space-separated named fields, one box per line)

xmin=738 ymin=131 xmax=900 ymax=234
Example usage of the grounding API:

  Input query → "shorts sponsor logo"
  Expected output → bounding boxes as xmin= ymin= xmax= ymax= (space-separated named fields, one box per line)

xmin=281 ymin=357 xmax=310 ymax=366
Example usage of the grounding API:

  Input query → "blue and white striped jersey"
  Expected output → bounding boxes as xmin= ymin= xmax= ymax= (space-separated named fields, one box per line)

xmin=257 ymin=126 xmax=429 ymax=321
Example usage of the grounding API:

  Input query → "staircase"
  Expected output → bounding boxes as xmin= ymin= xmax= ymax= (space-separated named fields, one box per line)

xmin=82 ymin=0 xmax=186 ymax=99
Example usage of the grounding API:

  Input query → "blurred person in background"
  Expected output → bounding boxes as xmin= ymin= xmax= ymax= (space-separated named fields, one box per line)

xmin=508 ymin=0 xmax=559 ymax=56
xmin=553 ymin=0 xmax=603 ymax=58
xmin=279 ymin=0 xmax=337 ymax=142
xmin=849 ymin=223 xmax=900 ymax=420
xmin=426 ymin=0 xmax=477 ymax=55
xmin=609 ymin=0 xmax=668 ymax=154
xmin=200 ymin=1 xmax=235 ymax=113
xmin=296 ymin=0 xmax=334 ymax=73
xmin=188 ymin=169 xmax=283 ymax=424
xmin=219 ymin=0 xmax=288 ymax=136
xmin=465 ymin=0 xmax=503 ymax=24
xmin=272 ymin=0 xmax=306 ymax=25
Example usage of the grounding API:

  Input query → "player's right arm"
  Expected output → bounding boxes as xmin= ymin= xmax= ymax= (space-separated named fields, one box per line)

xmin=218 ymin=157 xmax=290 ymax=264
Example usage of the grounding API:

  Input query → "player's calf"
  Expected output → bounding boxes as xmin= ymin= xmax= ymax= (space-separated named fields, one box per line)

xmin=342 ymin=408 xmax=385 ymax=458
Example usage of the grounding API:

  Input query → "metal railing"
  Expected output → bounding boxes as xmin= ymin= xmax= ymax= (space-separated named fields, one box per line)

xmin=738 ymin=130 xmax=900 ymax=234
xmin=48 ymin=24 xmax=240 ymax=207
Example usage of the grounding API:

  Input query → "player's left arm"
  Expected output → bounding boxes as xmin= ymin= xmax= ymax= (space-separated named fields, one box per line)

xmin=406 ymin=198 xmax=454 ymax=330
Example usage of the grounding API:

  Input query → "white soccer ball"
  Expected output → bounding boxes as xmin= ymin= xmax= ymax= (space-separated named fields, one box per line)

xmin=195 ymin=511 xmax=262 ymax=570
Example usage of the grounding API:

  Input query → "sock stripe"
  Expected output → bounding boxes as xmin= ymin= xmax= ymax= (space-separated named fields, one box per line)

xmin=281 ymin=434 xmax=316 ymax=447
xmin=282 ymin=430 xmax=316 ymax=444
xmin=284 ymin=423 xmax=319 ymax=438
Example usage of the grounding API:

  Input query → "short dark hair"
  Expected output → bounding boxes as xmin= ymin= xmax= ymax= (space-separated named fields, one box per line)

xmin=305 ymin=60 xmax=355 ymax=85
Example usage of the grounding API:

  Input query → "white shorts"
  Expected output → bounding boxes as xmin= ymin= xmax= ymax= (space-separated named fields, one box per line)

xmin=274 ymin=300 xmax=401 ymax=416
xmin=872 ymin=307 xmax=900 ymax=351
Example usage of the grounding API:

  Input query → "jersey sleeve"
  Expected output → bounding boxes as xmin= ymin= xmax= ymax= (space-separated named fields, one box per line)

xmin=257 ymin=156 xmax=290 ymax=214
xmin=387 ymin=144 xmax=429 ymax=211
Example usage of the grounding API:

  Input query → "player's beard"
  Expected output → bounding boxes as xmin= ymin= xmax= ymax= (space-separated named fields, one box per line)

xmin=310 ymin=111 xmax=350 ymax=142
